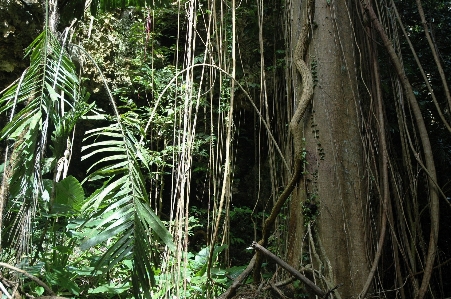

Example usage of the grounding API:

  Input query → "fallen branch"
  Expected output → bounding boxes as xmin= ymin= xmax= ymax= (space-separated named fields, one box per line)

xmin=269 ymin=280 xmax=289 ymax=299
xmin=251 ymin=242 xmax=326 ymax=297
xmin=217 ymin=243 xmax=341 ymax=299
xmin=0 ymin=262 xmax=55 ymax=296
xmin=263 ymin=277 xmax=294 ymax=290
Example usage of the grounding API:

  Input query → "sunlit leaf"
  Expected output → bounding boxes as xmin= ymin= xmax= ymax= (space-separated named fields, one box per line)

xmin=54 ymin=176 xmax=85 ymax=213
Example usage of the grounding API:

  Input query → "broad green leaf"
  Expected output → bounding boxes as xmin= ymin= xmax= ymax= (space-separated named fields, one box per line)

xmin=194 ymin=245 xmax=227 ymax=277
xmin=54 ymin=176 xmax=85 ymax=212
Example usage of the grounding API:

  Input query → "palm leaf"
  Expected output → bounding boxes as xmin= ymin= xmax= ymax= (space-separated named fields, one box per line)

xmin=0 ymin=26 xmax=90 ymax=259
xmin=80 ymin=118 xmax=174 ymax=297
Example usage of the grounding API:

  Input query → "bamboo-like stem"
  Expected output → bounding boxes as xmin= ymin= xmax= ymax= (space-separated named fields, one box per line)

xmin=208 ymin=0 xmax=236 ymax=281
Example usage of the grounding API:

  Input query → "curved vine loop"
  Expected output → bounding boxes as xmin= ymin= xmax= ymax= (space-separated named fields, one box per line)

xmin=252 ymin=0 xmax=316 ymax=283
xmin=290 ymin=0 xmax=315 ymax=156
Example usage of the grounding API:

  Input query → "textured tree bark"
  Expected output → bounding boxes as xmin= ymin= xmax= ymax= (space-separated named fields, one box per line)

xmin=287 ymin=0 xmax=370 ymax=297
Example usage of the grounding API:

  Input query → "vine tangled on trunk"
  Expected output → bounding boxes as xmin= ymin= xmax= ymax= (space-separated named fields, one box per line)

xmin=252 ymin=0 xmax=316 ymax=283
xmin=290 ymin=0 xmax=315 ymax=156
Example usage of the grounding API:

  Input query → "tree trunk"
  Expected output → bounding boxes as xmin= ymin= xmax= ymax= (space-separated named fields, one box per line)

xmin=287 ymin=0 xmax=370 ymax=297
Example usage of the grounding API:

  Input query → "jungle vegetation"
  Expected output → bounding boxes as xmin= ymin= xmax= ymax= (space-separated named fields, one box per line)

xmin=0 ymin=0 xmax=451 ymax=298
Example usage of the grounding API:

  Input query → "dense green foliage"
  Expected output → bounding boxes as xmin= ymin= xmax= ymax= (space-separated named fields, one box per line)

xmin=0 ymin=2 xmax=267 ymax=297
xmin=1 ymin=0 xmax=451 ymax=297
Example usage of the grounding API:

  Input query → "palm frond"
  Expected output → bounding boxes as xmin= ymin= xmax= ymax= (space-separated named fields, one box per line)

xmin=80 ymin=118 xmax=174 ymax=297
xmin=0 ymin=27 xmax=89 ymax=259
